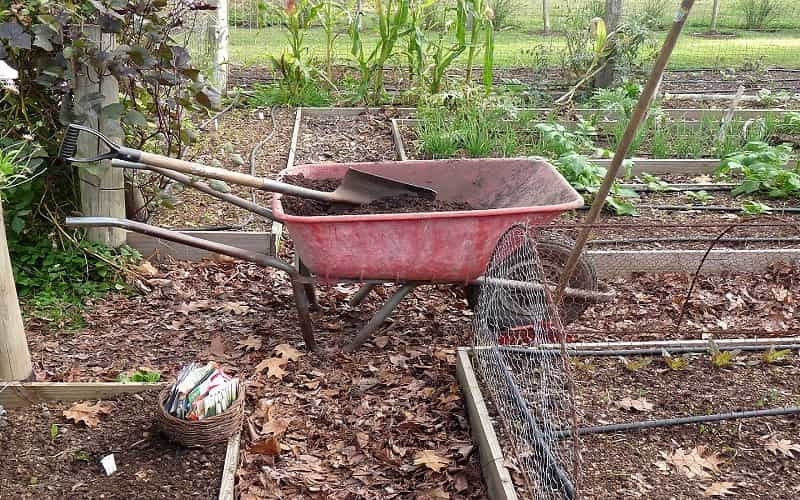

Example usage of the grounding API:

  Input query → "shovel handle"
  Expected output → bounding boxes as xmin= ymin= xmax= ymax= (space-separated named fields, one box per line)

xmin=135 ymin=151 xmax=338 ymax=203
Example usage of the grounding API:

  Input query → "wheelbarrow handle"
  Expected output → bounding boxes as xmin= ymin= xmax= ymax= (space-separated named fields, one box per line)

xmin=112 ymin=160 xmax=277 ymax=222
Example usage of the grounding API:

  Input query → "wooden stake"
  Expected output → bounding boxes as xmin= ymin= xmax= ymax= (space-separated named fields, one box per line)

xmin=74 ymin=26 xmax=126 ymax=247
xmin=555 ymin=0 xmax=698 ymax=301
xmin=711 ymin=0 xmax=721 ymax=32
xmin=0 ymin=202 xmax=32 ymax=381
xmin=542 ymin=0 xmax=551 ymax=34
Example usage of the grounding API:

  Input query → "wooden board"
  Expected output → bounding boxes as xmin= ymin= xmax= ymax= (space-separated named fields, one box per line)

xmin=127 ymin=231 xmax=272 ymax=261
xmin=0 ymin=382 xmax=164 ymax=409
xmin=455 ymin=348 xmax=518 ymax=500
xmin=218 ymin=432 xmax=241 ymax=500
xmin=588 ymin=248 xmax=800 ymax=278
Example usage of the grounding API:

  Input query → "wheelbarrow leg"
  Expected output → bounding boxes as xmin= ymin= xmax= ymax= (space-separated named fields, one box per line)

xmin=348 ymin=283 xmax=377 ymax=307
xmin=291 ymin=277 xmax=320 ymax=353
xmin=343 ymin=283 xmax=417 ymax=353
xmin=295 ymin=256 xmax=319 ymax=311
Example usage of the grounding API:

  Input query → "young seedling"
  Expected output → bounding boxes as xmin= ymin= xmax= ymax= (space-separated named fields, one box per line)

xmin=762 ymin=346 xmax=792 ymax=364
xmin=686 ymin=190 xmax=713 ymax=205
xmin=740 ymin=200 xmax=772 ymax=215
xmin=661 ymin=350 xmax=689 ymax=371
xmin=620 ymin=356 xmax=652 ymax=372
xmin=708 ymin=340 xmax=741 ymax=369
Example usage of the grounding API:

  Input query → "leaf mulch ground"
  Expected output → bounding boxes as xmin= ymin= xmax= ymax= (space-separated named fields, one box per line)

xmin=0 ymin=390 xmax=225 ymax=499
xmin=573 ymin=355 xmax=800 ymax=499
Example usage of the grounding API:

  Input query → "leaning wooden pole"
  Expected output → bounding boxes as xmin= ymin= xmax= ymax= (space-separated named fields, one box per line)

xmin=0 ymin=202 xmax=32 ymax=381
xmin=555 ymin=0 xmax=697 ymax=301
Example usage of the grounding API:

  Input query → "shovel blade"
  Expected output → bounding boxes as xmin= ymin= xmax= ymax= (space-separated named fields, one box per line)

xmin=332 ymin=167 xmax=437 ymax=205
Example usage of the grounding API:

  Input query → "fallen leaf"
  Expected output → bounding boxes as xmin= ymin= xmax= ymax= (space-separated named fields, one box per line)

xmin=355 ymin=432 xmax=369 ymax=449
xmin=661 ymin=446 xmax=724 ymax=479
xmin=176 ymin=300 xmax=211 ymax=314
xmin=205 ymin=335 xmax=228 ymax=358
xmin=63 ymin=402 xmax=111 ymax=428
xmin=413 ymin=450 xmax=449 ymax=473
xmin=765 ymin=437 xmax=800 ymax=458
xmin=703 ymin=482 xmax=737 ymax=497
xmin=261 ymin=417 xmax=289 ymax=436
xmin=219 ymin=301 xmax=250 ymax=315
xmin=374 ymin=336 xmax=390 ymax=348
xmin=274 ymin=343 xmax=303 ymax=362
xmin=134 ymin=261 xmax=158 ymax=276
xmin=616 ymin=397 xmax=654 ymax=412
xmin=389 ymin=354 xmax=408 ymax=368
xmin=417 ymin=487 xmax=449 ymax=499
xmin=255 ymin=357 xmax=287 ymax=379
xmin=237 ymin=336 xmax=263 ymax=352
xmin=250 ymin=436 xmax=281 ymax=456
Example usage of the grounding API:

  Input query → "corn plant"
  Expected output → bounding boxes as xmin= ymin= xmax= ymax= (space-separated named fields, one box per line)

xmin=464 ymin=0 xmax=495 ymax=92
xmin=268 ymin=0 xmax=326 ymax=104
xmin=350 ymin=0 xmax=412 ymax=104
xmin=317 ymin=0 xmax=348 ymax=82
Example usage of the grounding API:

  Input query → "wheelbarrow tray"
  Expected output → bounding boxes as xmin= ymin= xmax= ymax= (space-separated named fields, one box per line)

xmin=272 ymin=158 xmax=583 ymax=282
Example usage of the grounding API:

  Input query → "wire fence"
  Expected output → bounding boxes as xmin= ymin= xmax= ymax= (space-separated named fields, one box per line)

xmin=471 ymin=224 xmax=580 ymax=499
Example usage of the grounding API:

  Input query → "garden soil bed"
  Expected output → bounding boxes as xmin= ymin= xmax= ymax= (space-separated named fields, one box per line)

xmin=574 ymin=355 xmax=800 ymax=499
xmin=0 ymin=390 xmax=225 ymax=499
xmin=19 ymin=255 xmax=800 ymax=496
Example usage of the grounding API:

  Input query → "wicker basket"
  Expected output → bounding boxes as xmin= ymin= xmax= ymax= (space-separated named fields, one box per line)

xmin=157 ymin=384 xmax=245 ymax=448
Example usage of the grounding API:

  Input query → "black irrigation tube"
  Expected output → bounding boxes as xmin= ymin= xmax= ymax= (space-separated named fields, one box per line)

xmin=491 ymin=349 xmax=576 ymax=499
xmin=554 ymin=407 xmax=800 ymax=439
xmin=498 ymin=344 xmax=800 ymax=357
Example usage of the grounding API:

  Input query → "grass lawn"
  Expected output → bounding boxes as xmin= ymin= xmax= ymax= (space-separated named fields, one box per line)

xmin=226 ymin=26 xmax=800 ymax=71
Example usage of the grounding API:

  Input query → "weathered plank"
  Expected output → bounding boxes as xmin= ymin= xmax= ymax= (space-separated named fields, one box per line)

xmin=127 ymin=231 xmax=272 ymax=261
xmin=218 ymin=432 xmax=241 ymax=500
xmin=0 ymin=382 xmax=164 ymax=409
xmin=588 ymin=248 xmax=800 ymax=278
xmin=455 ymin=348 xmax=518 ymax=500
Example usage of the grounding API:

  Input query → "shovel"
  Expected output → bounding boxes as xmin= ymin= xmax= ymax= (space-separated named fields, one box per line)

xmin=59 ymin=124 xmax=437 ymax=205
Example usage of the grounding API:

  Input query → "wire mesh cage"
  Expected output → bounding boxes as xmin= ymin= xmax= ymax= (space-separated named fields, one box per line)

xmin=472 ymin=224 xmax=580 ymax=500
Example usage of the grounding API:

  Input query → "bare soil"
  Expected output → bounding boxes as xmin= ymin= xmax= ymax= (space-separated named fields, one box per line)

xmin=279 ymin=174 xmax=474 ymax=216
xmin=0 ymin=390 xmax=225 ymax=499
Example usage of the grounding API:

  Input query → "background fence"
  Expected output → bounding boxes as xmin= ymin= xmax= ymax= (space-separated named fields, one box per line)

xmin=185 ymin=0 xmax=800 ymax=90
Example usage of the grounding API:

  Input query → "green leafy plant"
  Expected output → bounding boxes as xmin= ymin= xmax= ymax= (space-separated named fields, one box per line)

xmin=777 ymin=112 xmax=800 ymax=135
xmin=248 ymin=81 xmax=330 ymax=107
xmin=117 ymin=369 xmax=162 ymax=383
xmin=621 ymin=357 xmax=652 ymax=372
xmin=533 ymin=121 xmax=596 ymax=156
xmin=738 ymin=0 xmax=780 ymax=30
xmin=756 ymin=88 xmax=790 ymax=107
xmin=316 ymin=0 xmax=347 ymax=82
xmin=717 ymin=141 xmax=799 ymax=198
xmin=49 ymin=423 xmax=58 ymax=440
xmin=741 ymin=200 xmax=772 ymax=215
xmin=708 ymin=340 xmax=741 ymax=368
xmin=463 ymin=0 xmax=495 ymax=91
xmin=640 ymin=172 xmax=671 ymax=192
xmin=662 ymin=351 xmax=689 ymax=371
xmin=349 ymin=0 xmax=411 ymax=104
xmin=687 ymin=190 xmax=714 ymax=204
xmin=553 ymin=153 xmax=638 ymax=215
xmin=762 ymin=346 xmax=792 ymax=364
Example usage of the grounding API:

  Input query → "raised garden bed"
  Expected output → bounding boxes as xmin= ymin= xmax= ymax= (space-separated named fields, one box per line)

xmin=0 ymin=388 xmax=229 ymax=499
xmin=458 ymin=346 xmax=800 ymax=499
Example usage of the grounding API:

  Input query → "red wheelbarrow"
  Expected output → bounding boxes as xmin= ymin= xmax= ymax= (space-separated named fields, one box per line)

xmin=66 ymin=154 xmax=610 ymax=352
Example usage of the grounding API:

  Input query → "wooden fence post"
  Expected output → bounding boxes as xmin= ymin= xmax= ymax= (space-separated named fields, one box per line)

xmin=73 ymin=25 xmax=126 ymax=248
xmin=0 ymin=202 xmax=32 ymax=381
xmin=542 ymin=0 xmax=551 ymax=34
xmin=213 ymin=0 xmax=229 ymax=94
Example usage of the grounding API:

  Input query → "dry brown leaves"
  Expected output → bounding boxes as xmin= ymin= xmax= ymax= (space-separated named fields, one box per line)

xmin=254 ymin=357 xmax=287 ymax=379
xmin=615 ymin=396 xmax=654 ymax=412
xmin=703 ymin=481 xmax=738 ymax=497
xmin=764 ymin=436 xmax=800 ymax=458
xmin=413 ymin=450 xmax=450 ymax=473
xmin=656 ymin=446 xmax=725 ymax=479
xmin=63 ymin=401 xmax=112 ymax=428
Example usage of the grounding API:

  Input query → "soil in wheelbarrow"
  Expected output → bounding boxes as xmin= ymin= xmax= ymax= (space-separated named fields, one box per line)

xmin=280 ymin=174 xmax=475 ymax=216
xmin=0 ymin=389 xmax=226 ymax=499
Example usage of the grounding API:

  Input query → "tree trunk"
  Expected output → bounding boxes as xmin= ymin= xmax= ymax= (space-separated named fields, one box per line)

xmin=711 ymin=0 xmax=721 ymax=32
xmin=594 ymin=0 xmax=623 ymax=89
xmin=0 ymin=202 xmax=32 ymax=381
xmin=542 ymin=0 xmax=551 ymax=34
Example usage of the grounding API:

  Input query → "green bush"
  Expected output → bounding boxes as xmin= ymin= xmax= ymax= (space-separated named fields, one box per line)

xmin=738 ymin=0 xmax=780 ymax=29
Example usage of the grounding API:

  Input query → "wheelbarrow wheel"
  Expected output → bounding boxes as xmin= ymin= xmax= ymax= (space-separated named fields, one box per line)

xmin=466 ymin=231 xmax=597 ymax=325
